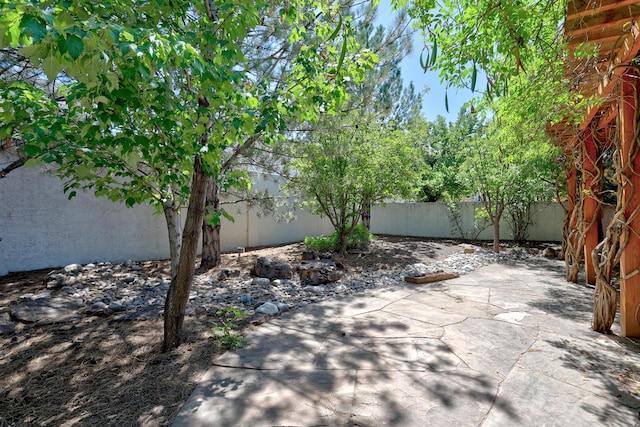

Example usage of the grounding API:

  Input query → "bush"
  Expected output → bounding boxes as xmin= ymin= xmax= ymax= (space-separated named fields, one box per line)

xmin=304 ymin=224 xmax=374 ymax=253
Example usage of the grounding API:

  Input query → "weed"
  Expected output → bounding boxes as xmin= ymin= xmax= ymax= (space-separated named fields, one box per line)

xmin=211 ymin=306 xmax=248 ymax=349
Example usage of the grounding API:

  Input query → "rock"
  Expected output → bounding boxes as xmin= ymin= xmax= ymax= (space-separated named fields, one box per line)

xmin=297 ymin=261 xmax=343 ymax=286
xmin=305 ymin=285 xmax=326 ymax=294
xmin=238 ymin=295 xmax=252 ymax=304
xmin=302 ymin=250 xmax=318 ymax=261
xmin=256 ymin=302 xmax=279 ymax=315
xmin=45 ymin=273 xmax=69 ymax=289
xmin=218 ymin=269 xmax=241 ymax=280
xmin=0 ymin=313 xmax=15 ymax=335
xmin=543 ymin=247 xmax=558 ymax=259
xmin=252 ymin=277 xmax=271 ymax=287
xmin=10 ymin=297 xmax=82 ymax=323
xmin=334 ymin=284 xmax=348 ymax=293
xmin=273 ymin=301 xmax=289 ymax=313
xmin=251 ymin=257 xmax=293 ymax=280
xmin=405 ymin=263 xmax=441 ymax=277
xmin=109 ymin=302 xmax=126 ymax=312
xmin=64 ymin=263 xmax=82 ymax=273
xmin=122 ymin=275 xmax=136 ymax=284
xmin=459 ymin=243 xmax=476 ymax=254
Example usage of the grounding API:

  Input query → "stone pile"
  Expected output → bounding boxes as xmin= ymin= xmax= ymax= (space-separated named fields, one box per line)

xmin=1 ymin=245 xmax=556 ymax=333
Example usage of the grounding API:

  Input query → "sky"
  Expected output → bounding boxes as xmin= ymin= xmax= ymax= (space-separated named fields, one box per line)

xmin=376 ymin=0 xmax=478 ymax=123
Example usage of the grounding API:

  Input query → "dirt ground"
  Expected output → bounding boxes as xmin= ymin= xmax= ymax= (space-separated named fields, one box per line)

xmin=0 ymin=236 xmax=519 ymax=426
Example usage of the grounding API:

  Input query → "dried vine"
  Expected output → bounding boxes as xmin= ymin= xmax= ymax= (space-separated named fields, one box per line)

xmin=563 ymin=144 xmax=585 ymax=283
xmin=592 ymin=68 xmax=640 ymax=333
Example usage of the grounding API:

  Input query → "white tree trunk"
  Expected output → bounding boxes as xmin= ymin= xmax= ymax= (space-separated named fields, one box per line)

xmin=162 ymin=200 xmax=182 ymax=280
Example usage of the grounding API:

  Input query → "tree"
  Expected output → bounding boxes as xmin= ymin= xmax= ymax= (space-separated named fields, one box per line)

xmin=286 ymin=114 xmax=424 ymax=256
xmin=196 ymin=0 xmax=414 ymax=269
xmin=417 ymin=108 xmax=482 ymax=202
xmin=462 ymin=114 xmax=560 ymax=252
xmin=2 ymin=0 xmax=375 ymax=351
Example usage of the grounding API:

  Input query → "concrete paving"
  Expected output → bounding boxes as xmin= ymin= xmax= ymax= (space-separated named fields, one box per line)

xmin=173 ymin=258 xmax=640 ymax=426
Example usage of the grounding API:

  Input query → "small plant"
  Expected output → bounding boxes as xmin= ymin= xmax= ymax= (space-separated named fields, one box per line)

xmin=211 ymin=306 xmax=248 ymax=349
xmin=304 ymin=234 xmax=338 ymax=252
xmin=304 ymin=223 xmax=374 ymax=253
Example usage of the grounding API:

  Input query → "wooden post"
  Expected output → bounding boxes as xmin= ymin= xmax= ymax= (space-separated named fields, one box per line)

xmin=582 ymin=128 xmax=599 ymax=285
xmin=619 ymin=69 xmax=640 ymax=337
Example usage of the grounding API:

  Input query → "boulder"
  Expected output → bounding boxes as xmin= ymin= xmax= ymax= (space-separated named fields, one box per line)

xmin=297 ymin=261 xmax=343 ymax=286
xmin=0 ymin=313 xmax=15 ymax=335
xmin=10 ymin=296 xmax=82 ymax=324
xmin=250 ymin=257 xmax=293 ymax=279
xmin=256 ymin=302 xmax=279 ymax=315
xmin=543 ymin=247 xmax=558 ymax=259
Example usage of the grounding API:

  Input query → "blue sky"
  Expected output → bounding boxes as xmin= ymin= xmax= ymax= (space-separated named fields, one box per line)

xmin=376 ymin=0 xmax=478 ymax=123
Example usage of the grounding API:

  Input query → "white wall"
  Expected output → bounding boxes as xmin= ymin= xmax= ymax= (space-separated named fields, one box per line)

xmin=370 ymin=201 xmax=566 ymax=242
xmin=1 ymin=156 xmax=566 ymax=276
xmin=0 ymin=160 xmax=333 ymax=275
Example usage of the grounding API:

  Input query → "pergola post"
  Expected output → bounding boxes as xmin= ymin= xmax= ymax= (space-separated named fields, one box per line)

xmin=581 ymin=128 xmax=599 ymax=285
xmin=619 ymin=69 xmax=640 ymax=337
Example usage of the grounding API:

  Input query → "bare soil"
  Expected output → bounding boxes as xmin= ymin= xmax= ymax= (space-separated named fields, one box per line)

xmin=0 ymin=236 xmax=502 ymax=426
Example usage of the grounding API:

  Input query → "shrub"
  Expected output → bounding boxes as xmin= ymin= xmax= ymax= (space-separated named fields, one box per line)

xmin=304 ymin=224 xmax=374 ymax=253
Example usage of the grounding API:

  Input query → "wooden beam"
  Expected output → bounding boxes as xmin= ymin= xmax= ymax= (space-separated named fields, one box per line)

xmin=566 ymin=16 xmax=638 ymax=39
xmin=619 ymin=69 xmax=640 ymax=337
xmin=567 ymin=0 xmax=640 ymax=20
xmin=582 ymin=128 xmax=600 ymax=285
xmin=570 ymin=21 xmax=640 ymax=139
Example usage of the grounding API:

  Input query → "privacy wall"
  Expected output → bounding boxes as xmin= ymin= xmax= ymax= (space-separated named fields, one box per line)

xmin=1 ymin=157 xmax=564 ymax=275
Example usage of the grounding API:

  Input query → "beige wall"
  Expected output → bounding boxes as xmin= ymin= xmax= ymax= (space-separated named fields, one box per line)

xmin=1 ymin=156 xmax=564 ymax=275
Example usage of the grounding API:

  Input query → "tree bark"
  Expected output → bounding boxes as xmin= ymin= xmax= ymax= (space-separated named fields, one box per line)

xmin=361 ymin=200 xmax=371 ymax=230
xmin=338 ymin=230 xmax=348 ymax=257
xmin=162 ymin=200 xmax=182 ymax=280
xmin=162 ymin=155 xmax=208 ymax=352
xmin=200 ymin=175 xmax=221 ymax=269
xmin=492 ymin=218 xmax=501 ymax=253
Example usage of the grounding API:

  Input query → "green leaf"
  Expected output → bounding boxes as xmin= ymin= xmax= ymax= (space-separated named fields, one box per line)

xmin=42 ymin=48 xmax=62 ymax=80
xmin=23 ymin=157 xmax=43 ymax=168
xmin=445 ymin=90 xmax=449 ymax=113
xmin=76 ymin=164 xmax=91 ymax=179
xmin=430 ymin=39 xmax=437 ymax=67
xmin=471 ymin=63 xmax=477 ymax=93
xmin=419 ymin=50 xmax=426 ymax=71
xmin=327 ymin=14 xmax=343 ymax=41
xmin=20 ymin=14 xmax=47 ymax=42
xmin=59 ymin=34 xmax=84 ymax=60
xmin=337 ymin=37 xmax=347 ymax=75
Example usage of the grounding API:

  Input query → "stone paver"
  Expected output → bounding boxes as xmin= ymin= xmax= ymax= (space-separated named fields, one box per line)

xmin=173 ymin=259 xmax=640 ymax=427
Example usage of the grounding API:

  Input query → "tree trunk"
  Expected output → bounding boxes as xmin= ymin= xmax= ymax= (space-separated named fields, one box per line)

xmin=361 ymin=200 xmax=371 ymax=230
xmin=338 ymin=230 xmax=348 ymax=257
xmin=162 ymin=200 xmax=182 ymax=280
xmin=200 ymin=175 xmax=221 ymax=270
xmin=162 ymin=155 xmax=208 ymax=352
xmin=492 ymin=218 xmax=501 ymax=253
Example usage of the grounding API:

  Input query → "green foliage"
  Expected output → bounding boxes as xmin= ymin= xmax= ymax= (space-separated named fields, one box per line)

xmin=417 ymin=108 xmax=482 ymax=202
xmin=2 ymin=0 xmax=377 ymax=211
xmin=286 ymin=114 xmax=424 ymax=255
xmin=304 ymin=223 xmax=374 ymax=253
xmin=211 ymin=307 xmax=248 ymax=350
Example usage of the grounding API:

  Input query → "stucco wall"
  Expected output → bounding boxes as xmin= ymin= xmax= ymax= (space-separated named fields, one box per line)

xmin=1 ymin=155 xmax=567 ymax=275
xmin=371 ymin=201 xmax=566 ymax=242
